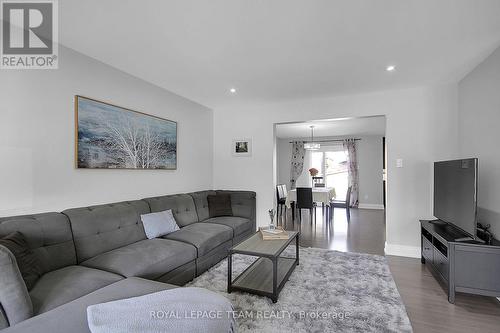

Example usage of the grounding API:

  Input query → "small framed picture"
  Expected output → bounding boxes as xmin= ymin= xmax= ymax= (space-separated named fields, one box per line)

xmin=233 ymin=139 xmax=252 ymax=157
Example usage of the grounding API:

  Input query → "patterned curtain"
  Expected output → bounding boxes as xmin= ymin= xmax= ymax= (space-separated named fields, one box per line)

xmin=289 ymin=141 xmax=305 ymax=189
xmin=343 ymin=139 xmax=359 ymax=207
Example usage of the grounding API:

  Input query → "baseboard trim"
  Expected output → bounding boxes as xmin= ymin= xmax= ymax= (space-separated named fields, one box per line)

xmin=358 ymin=203 xmax=385 ymax=210
xmin=385 ymin=242 xmax=421 ymax=258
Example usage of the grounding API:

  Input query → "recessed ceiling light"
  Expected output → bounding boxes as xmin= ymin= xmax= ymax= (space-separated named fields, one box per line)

xmin=386 ymin=65 xmax=396 ymax=72
xmin=229 ymin=88 xmax=236 ymax=93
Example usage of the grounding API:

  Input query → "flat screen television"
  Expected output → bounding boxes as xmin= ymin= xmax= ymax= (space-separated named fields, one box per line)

xmin=433 ymin=158 xmax=478 ymax=239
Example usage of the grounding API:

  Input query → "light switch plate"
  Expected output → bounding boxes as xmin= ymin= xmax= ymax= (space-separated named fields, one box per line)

xmin=396 ymin=159 xmax=403 ymax=168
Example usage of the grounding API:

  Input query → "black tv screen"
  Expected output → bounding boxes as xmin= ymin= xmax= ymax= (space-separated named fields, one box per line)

xmin=433 ymin=158 xmax=478 ymax=238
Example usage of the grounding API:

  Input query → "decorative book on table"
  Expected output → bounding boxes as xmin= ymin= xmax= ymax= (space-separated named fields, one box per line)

xmin=259 ymin=226 xmax=290 ymax=240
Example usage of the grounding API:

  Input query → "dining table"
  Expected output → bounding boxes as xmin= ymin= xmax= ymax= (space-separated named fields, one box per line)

xmin=285 ymin=187 xmax=336 ymax=220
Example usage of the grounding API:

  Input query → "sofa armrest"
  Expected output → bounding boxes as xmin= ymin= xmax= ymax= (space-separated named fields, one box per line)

xmin=0 ymin=246 xmax=33 ymax=327
xmin=216 ymin=190 xmax=256 ymax=232
xmin=0 ymin=303 xmax=9 ymax=330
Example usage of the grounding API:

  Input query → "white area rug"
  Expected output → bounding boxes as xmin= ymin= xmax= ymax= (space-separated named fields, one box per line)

xmin=187 ymin=247 xmax=412 ymax=333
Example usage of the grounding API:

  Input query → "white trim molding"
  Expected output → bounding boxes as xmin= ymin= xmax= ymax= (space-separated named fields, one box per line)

xmin=358 ymin=203 xmax=385 ymax=210
xmin=385 ymin=242 xmax=421 ymax=258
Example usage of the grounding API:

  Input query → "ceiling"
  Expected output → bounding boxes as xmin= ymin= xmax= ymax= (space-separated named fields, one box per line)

xmin=275 ymin=116 xmax=386 ymax=138
xmin=59 ymin=1 xmax=500 ymax=109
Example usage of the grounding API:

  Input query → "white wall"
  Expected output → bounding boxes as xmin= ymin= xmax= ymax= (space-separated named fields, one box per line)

xmin=458 ymin=46 xmax=500 ymax=239
xmin=0 ymin=46 xmax=213 ymax=216
xmin=213 ymin=84 xmax=459 ymax=254
xmin=276 ymin=135 xmax=384 ymax=208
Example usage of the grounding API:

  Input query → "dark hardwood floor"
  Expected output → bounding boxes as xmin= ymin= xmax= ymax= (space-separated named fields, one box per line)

xmin=278 ymin=206 xmax=386 ymax=255
xmin=277 ymin=206 xmax=500 ymax=333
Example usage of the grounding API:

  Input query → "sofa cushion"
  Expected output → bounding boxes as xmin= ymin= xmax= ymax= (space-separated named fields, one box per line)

xmin=63 ymin=200 xmax=150 ymax=263
xmin=144 ymin=194 xmax=199 ymax=227
xmin=163 ymin=223 xmax=233 ymax=257
xmin=203 ymin=217 xmax=252 ymax=236
xmin=189 ymin=191 xmax=216 ymax=222
xmin=3 ymin=278 xmax=177 ymax=333
xmin=0 ymin=245 xmax=33 ymax=326
xmin=81 ymin=239 xmax=197 ymax=280
xmin=216 ymin=191 xmax=256 ymax=232
xmin=30 ymin=265 xmax=122 ymax=315
xmin=216 ymin=190 xmax=256 ymax=220
xmin=207 ymin=194 xmax=233 ymax=218
xmin=0 ymin=232 xmax=40 ymax=291
xmin=0 ymin=213 xmax=76 ymax=275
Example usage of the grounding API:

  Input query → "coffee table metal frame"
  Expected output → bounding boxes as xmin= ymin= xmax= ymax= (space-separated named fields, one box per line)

xmin=227 ymin=231 xmax=299 ymax=303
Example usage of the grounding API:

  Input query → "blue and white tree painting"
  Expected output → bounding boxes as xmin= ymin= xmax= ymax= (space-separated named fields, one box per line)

xmin=76 ymin=96 xmax=177 ymax=169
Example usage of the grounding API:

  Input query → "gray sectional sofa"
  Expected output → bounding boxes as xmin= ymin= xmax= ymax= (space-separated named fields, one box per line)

xmin=0 ymin=190 xmax=256 ymax=332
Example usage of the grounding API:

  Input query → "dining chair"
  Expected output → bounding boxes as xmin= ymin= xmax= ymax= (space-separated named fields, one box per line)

xmin=276 ymin=184 xmax=287 ymax=219
xmin=330 ymin=186 xmax=352 ymax=221
xmin=296 ymin=187 xmax=315 ymax=223
xmin=312 ymin=176 xmax=325 ymax=188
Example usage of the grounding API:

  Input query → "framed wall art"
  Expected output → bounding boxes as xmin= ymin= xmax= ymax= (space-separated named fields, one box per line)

xmin=75 ymin=96 xmax=177 ymax=169
xmin=232 ymin=138 xmax=252 ymax=157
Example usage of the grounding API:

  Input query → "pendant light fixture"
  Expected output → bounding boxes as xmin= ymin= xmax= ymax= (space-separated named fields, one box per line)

xmin=304 ymin=125 xmax=320 ymax=150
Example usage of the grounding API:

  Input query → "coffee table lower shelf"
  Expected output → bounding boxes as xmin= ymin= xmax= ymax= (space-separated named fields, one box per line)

xmin=228 ymin=256 xmax=297 ymax=302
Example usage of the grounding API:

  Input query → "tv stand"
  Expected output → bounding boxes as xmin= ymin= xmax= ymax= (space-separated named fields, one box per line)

xmin=420 ymin=220 xmax=500 ymax=303
xmin=427 ymin=219 xmax=475 ymax=242
xmin=428 ymin=219 xmax=446 ymax=225
xmin=453 ymin=236 xmax=475 ymax=242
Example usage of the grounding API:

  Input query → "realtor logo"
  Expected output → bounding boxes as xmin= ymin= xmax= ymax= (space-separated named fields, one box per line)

xmin=1 ymin=0 xmax=58 ymax=69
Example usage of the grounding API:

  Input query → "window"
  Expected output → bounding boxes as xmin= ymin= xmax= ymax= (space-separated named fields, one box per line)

xmin=310 ymin=145 xmax=349 ymax=200
xmin=311 ymin=151 xmax=323 ymax=176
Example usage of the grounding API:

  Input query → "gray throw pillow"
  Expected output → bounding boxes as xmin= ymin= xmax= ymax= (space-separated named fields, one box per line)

xmin=0 ymin=232 xmax=40 ymax=291
xmin=0 ymin=244 xmax=33 ymax=326
xmin=141 ymin=210 xmax=180 ymax=239
xmin=207 ymin=194 xmax=233 ymax=217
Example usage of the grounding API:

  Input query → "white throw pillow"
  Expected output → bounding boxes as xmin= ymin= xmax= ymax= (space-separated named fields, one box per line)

xmin=140 ymin=210 xmax=180 ymax=239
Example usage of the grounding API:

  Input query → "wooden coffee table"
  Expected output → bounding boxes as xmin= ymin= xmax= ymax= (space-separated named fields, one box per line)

xmin=227 ymin=231 xmax=299 ymax=303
